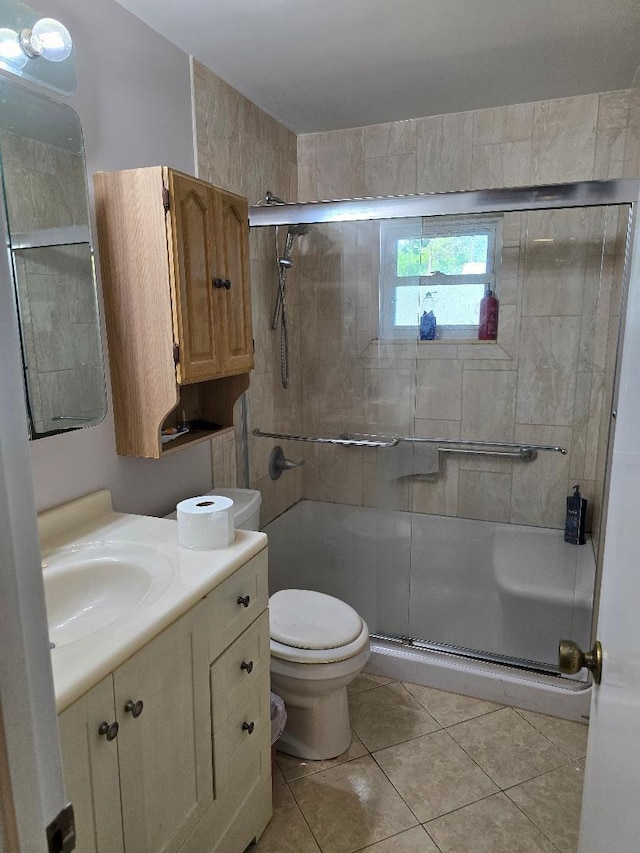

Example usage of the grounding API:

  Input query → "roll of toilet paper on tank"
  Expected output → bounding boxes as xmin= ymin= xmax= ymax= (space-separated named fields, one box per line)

xmin=176 ymin=495 xmax=235 ymax=550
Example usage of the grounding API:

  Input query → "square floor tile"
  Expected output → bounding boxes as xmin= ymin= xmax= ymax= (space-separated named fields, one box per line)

xmin=506 ymin=762 xmax=585 ymax=853
xmin=448 ymin=707 xmax=569 ymax=788
xmin=289 ymin=755 xmax=418 ymax=853
xmin=515 ymin=708 xmax=589 ymax=760
xmin=374 ymin=729 xmax=498 ymax=821
xmin=276 ymin=731 xmax=368 ymax=782
xmin=359 ymin=826 xmax=440 ymax=852
xmin=349 ymin=682 xmax=440 ymax=751
xmin=425 ymin=791 xmax=558 ymax=853
xmin=271 ymin=760 xmax=286 ymax=787
xmin=403 ymin=682 xmax=504 ymax=727
xmin=347 ymin=672 xmax=396 ymax=695
xmin=254 ymin=783 xmax=320 ymax=852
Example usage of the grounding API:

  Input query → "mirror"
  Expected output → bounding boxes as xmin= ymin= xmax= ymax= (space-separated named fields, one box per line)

xmin=0 ymin=77 xmax=106 ymax=437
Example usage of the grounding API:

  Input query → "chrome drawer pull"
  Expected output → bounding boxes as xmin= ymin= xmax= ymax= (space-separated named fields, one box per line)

xmin=237 ymin=595 xmax=251 ymax=608
xmin=241 ymin=660 xmax=254 ymax=674
xmin=242 ymin=721 xmax=255 ymax=735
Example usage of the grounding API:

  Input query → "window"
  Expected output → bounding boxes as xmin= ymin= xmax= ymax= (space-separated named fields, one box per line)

xmin=379 ymin=214 xmax=501 ymax=340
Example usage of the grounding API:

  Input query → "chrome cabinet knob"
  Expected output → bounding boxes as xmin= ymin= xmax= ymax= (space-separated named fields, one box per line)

xmin=237 ymin=595 xmax=250 ymax=608
xmin=124 ymin=699 xmax=144 ymax=718
xmin=98 ymin=721 xmax=119 ymax=741
xmin=242 ymin=721 xmax=255 ymax=735
xmin=241 ymin=660 xmax=254 ymax=674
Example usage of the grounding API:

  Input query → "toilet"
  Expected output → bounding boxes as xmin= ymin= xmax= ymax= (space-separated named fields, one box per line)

xmin=269 ymin=588 xmax=370 ymax=760
xmin=167 ymin=488 xmax=370 ymax=760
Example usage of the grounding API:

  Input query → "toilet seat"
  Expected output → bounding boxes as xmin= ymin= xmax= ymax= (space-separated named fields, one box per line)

xmin=269 ymin=589 xmax=369 ymax=664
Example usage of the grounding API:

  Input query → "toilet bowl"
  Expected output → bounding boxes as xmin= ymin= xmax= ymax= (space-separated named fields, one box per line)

xmin=269 ymin=588 xmax=370 ymax=760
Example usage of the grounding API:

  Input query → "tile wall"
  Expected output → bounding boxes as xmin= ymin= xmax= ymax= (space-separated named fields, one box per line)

xmin=0 ymin=129 xmax=105 ymax=433
xmin=192 ymin=60 xmax=303 ymax=524
xmin=297 ymin=89 xmax=640 ymax=540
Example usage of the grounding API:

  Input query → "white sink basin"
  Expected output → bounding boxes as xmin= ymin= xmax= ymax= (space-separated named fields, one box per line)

xmin=44 ymin=542 xmax=174 ymax=648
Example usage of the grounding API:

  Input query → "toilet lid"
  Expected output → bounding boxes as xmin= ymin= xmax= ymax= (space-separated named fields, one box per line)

xmin=269 ymin=589 xmax=363 ymax=650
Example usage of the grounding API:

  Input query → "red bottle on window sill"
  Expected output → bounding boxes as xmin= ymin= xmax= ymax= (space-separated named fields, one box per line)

xmin=478 ymin=285 xmax=499 ymax=340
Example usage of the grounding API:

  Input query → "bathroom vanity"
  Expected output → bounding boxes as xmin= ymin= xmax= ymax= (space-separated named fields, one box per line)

xmin=43 ymin=491 xmax=271 ymax=853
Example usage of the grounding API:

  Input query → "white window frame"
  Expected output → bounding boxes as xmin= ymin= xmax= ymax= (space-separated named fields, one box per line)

xmin=379 ymin=214 xmax=502 ymax=340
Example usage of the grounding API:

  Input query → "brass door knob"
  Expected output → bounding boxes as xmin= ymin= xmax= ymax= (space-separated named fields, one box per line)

xmin=558 ymin=639 xmax=602 ymax=684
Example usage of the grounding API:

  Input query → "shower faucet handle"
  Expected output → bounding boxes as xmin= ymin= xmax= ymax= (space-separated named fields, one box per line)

xmin=269 ymin=445 xmax=305 ymax=480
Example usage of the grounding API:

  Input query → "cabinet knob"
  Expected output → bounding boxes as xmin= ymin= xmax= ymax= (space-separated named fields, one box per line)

xmin=223 ymin=279 xmax=232 ymax=290
xmin=242 ymin=721 xmax=255 ymax=735
xmin=98 ymin=721 xmax=119 ymax=741
xmin=237 ymin=595 xmax=251 ymax=608
xmin=241 ymin=660 xmax=254 ymax=674
xmin=124 ymin=699 xmax=144 ymax=718
xmin=213 ymin=277 xmax=225 ymax=289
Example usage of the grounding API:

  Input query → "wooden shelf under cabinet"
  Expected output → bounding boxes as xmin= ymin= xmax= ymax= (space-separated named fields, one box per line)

xmin=93 ymin=166 xmax=254 ymax=458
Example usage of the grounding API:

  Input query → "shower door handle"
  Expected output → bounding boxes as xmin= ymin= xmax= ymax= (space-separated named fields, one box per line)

xmin=558 ymin=639 xmax=602 ymax=684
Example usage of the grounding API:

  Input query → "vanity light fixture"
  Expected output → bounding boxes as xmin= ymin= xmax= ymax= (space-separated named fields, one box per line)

xmin=0 ymin=17 xmax=72 ymax=71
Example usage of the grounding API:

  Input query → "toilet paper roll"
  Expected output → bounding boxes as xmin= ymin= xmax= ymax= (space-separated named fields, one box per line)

xmin=176 ymin=495 xmax=235 ymax=550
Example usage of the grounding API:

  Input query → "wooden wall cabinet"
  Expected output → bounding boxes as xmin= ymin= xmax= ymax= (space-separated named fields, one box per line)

xmin=58 ymin=550 xmax=272 ymax=853
xmin=93 ymin=167 xmax=254 ymax=458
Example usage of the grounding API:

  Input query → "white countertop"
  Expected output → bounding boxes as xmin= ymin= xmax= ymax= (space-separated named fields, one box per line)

xmin=40 ymin=490 xmax=268 ymax=712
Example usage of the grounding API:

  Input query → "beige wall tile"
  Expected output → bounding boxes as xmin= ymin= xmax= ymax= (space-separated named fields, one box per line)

xmin=316 ymin=127 xmax=365 ymax=199
xmin=473 ymin=103 xmax=535 ymax=144
xmin=461 ymin=370 xmax=517 ymax=443
xmin=365 ymin=153 xmax=417 ymax=196
xmin=515 ymin=316 xmax=581 ymax=426
xmin=458 ymin=471 xmax=512 ymax=522
xmin=531 ymin=94 xmax=598 ymax=183
xmin=416 ymin=112 xmax=474 ymax=192
xmin=511 ymin=425 xmax=572 ymax=527
xmin=471 ymin=141 xmax=532 ymax=190
xmin=415 ymin=360 xmax=462 ymax=421
xmin=364 ymin=120 xmax=417 ymax=157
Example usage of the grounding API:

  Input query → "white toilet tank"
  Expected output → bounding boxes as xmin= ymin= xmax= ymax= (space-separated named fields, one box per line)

xmin=165 ymin=488 xmax=261 ymax=530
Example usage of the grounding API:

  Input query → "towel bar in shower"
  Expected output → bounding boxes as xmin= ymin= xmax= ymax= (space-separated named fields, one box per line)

xmin=252 ymin=428 xmax=399 ymax=448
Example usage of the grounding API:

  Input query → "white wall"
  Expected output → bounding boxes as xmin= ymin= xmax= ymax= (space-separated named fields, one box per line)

xmin=26 ymin=0 xmax=214 ymax=516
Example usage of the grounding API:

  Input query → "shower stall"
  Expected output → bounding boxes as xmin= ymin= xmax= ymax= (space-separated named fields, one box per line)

xmin=248 ymin=179 xmax=638 ymax=718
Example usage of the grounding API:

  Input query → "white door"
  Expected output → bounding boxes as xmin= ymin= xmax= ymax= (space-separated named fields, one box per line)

xmin=578 ymin=207 xmax=640 ymax=851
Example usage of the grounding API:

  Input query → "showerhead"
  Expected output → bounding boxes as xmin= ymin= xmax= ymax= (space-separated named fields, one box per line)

xmin=288 ymin=223 xmax=311 ymax=236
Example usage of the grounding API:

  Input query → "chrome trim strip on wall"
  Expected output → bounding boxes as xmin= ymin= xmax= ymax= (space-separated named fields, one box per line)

xmin=249 ymin=178 xmax=640 ymax=227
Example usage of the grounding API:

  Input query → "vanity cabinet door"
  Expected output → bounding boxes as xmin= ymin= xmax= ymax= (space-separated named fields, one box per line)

xmin=214 ymin=187 xmax=254 ymax=376
xmin=114 ymin=608 xmax=213 ymax=853
xmin=58 ymin=676 xmax=124 ymax=853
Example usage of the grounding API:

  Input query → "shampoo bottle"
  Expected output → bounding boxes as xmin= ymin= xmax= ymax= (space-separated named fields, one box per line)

xmin=478 ymin=285 xmax=499 ymax=340
xmin=419 ymin=291 xmax=437 ymax=341
xmin=564 ymin=484 xmax=587 ymax=545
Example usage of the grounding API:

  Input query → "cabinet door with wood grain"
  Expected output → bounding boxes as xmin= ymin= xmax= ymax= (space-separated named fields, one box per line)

xmin=213 ymin=187 xmax=254 ymax=376
xmin=166 ymin=170 xmax=221 ymax=384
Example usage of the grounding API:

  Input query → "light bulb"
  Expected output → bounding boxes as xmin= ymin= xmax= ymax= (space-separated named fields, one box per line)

xmin=0 ymin=27 xmax=28 ymax=70
xmin=20 ymin=18 xmax=72 ymax=63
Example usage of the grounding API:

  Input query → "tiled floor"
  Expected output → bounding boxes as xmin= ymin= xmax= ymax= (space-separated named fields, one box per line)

xmin=255 ymin=672 xmax=588 ymax=853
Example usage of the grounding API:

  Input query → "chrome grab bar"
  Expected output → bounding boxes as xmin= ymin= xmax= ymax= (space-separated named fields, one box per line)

xmin=51 ymin=415 xmax=94 ymax=423
xmin=252 ymin=429 xmax=399 ymax=448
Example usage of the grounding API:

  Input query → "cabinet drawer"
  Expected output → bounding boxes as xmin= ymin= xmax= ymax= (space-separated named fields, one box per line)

xmin=205 ymin=549 xmax=268 ymax=659
xmin=211 ymin=659 xmax=270 ymax=797
xmin=211 ymin=610 xmax=270 ymax=718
